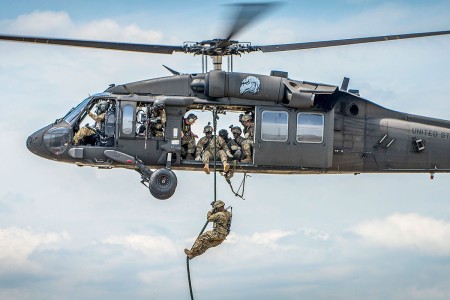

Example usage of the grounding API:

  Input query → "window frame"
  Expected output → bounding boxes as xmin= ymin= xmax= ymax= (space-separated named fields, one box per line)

xmin=122 ymin=104 xmax=134 ymax=135
xmin=296 ymin=112 xmax=324 ymax=144
xmin=260 ymin=110 xmax=289 ymax=142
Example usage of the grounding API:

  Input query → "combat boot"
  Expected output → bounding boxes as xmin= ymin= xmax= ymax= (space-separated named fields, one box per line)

xmin=203 ymin=164 xmax=210 ymax=174
xmin=223 ymin=162 xmax=230 ymax=173
xmin=241 ymin=157 xmax=252 ymax=163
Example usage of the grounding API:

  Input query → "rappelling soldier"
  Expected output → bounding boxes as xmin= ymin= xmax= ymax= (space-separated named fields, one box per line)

xmin=73 ymin=100 xmax=109 ymax=145
xmin=184 ymin=200 xmax=232 ymax=259
xmin=230 ymin=126 xmax=252 ymax=163
xmin=148 ymin=99 xmax=166 ymax=138
xmin=195 ymin=124 xmax=233 ymax=174
xmin=181 ymin=113 xmax=198 ymax=159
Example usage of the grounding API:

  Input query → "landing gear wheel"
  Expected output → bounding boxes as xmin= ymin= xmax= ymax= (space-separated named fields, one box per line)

xmin=149 ymin=168 xmax=177 ymax=200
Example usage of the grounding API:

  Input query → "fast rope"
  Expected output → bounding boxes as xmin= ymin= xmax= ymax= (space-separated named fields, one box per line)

xmin=221 ymin=161 xmax=250 ymax=200
xmin=186 ymin=108 xmax=219 ymax=300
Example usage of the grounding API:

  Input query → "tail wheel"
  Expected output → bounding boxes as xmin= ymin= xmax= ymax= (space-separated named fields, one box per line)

xmin=149 ymin=168 xmax=177 ymax=200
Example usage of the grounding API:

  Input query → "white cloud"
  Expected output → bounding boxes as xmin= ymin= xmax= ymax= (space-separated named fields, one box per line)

xmin=8 ymin=10 xmax=72 ymax=35
xmin=102 ymin=234 xmax=178 ymax=257
xmin=247 ymin=230 xmax=295 ymax=246
xmin=0 ymin=227 xmax=68 ymax=270
xmin=4 ymin=10 xmax=164 ymax=43
xmin=353 ymin=213 xmax=450 ymax=256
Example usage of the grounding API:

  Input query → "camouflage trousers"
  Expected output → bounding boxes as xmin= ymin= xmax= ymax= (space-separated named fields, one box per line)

xmin=189 ymin=230 xmax=227 ymax=259
xmin=241 ymin=140 xmax=252 ymax=158
xmin=181 ymin=136 xmax=196 ymax=157
xmin=202 ymin=150 xmax=227 ymax=164
xmin=151 ymin=129 xmax=164 ymax=137
xmin=73 ymin=126 xmax=95 ymax=145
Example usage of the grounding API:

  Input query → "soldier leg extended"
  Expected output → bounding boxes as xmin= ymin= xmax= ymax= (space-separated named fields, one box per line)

xmin=202 ymin=151 xmax=212 ymax=174
xmin=185 ymin=231 xmax=225 ymax=259
xmin=217 ymin=150 xmax=230 ymax=173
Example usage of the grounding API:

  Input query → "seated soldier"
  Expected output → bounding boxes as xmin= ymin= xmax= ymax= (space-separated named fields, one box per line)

xmin=73 ymin=100 xmax=109 ymax=145
xmin=231 ymin=126 xmax=252 ymax=163
xmin=195 ymin=124 xmax=233 ymax=174
xmin=219 ymin=128 xmax=242 ymax=161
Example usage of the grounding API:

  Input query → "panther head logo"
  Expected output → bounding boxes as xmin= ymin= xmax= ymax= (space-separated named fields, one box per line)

xmin=240 ymin=76 xmax=261 ymax=95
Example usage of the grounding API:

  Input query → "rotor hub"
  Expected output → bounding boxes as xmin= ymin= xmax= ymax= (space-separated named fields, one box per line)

xmin=182 ymin=39 xmax=259 ymax=56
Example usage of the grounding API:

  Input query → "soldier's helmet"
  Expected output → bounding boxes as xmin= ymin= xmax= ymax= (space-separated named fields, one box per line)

xmin=203 ymin=125 xmax=213 ymax=133
xmin=219 ymin=129 xmax=228 ymax=138
xmin=187 ymin=113 xmax=197 ymax=122
xmin=153 ymin=99 xmax=165 ymax=109
xmin=97 ymin=100 xmax=110 ymax=113
xmin=241 ymin=114 xmax=252 ymax=122
xmin=231 ymin=126 xmax=242 ymax=135
xmin=213 ymin=200 xmax=225 ymax=209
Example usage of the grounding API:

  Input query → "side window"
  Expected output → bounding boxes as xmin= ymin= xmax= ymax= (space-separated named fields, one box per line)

xmin=122 ymin=105 xmax=134 ymax=135
xmin=297 ymin=113 xmax=324 ymax=143
xmin=261 ymin=111 xmax=288 ymax=142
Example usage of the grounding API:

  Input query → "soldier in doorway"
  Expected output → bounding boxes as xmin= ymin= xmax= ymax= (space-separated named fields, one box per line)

xmin=230 ymin=126 xmax=252 ymax=163
xmin=241 ymin=114 xmax=255 ymax=143
xmin=181 ymin=113 xmax=198 ymax=159
xmin=184 ymin=200 xmax=232 ymax=259
xmin=220 ymin=128 xmax=243 ymax=161
xmin=148 ymin=100 xmax=166 ymax=138
xmin=195 ymin=124 xmax=233 ymax=174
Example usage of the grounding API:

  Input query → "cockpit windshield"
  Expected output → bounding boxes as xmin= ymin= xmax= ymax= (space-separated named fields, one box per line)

xmin=63 ymin=97 xmax=92 ymax=125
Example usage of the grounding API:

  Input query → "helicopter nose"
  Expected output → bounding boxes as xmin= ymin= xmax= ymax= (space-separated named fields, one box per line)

xmin=26 ymin=130 xmax=43 ymax=155
xmin=26 ymin=124 xmax=52 ymax=157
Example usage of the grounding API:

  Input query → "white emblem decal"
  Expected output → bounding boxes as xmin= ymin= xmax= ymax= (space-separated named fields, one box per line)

xmin=240 ymin=76 xmax=261 ymax=95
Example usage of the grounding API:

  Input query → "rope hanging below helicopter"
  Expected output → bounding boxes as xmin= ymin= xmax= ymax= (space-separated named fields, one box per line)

xmin=186 ymin=107 xmax=220 ymax=300
xmin=220 ymin=160 xmax=250 ymax=200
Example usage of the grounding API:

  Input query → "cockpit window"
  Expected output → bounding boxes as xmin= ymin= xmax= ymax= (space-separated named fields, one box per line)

xmin=63 ymin=97 xmax=91 ymax=125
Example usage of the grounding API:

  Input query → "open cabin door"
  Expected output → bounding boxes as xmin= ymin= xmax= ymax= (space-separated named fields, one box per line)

xmin=254 ymin=106 xmax=334 ymax=168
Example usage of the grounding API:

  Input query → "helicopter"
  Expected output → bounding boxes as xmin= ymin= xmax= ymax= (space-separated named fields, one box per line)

xmin=2 ymin=3 xmax=450 ymax=200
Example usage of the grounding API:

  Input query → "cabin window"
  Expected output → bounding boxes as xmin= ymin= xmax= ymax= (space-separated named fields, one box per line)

xmin=296 ymin=113 xmax=324 ymax=143
xmin=261 ymin=111 xmax=288 ymax=142
xmin=122 ymin=104 xmax=134 ymax=135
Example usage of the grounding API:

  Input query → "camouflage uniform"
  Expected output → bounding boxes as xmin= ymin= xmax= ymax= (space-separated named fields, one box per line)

xmin=149 ymin=108 xmax=166 ymax=137
xmin=231 ymin=126 xmax=252 ymax=162
xmin=73 ymin=111 xmax=106 ymax=145
xmin=243 ymin=121 xmax=255 ymax=143
xmin=196 ymin=136 xmax=230 ymax=165
xmin=181 ymin=114 xmax=197 ymax=159
xmin=196 ymin=125 xmax=232 ymax=174
xmin=185 ymin=200 xmax=231 ymax=259
xmin=219 ymin=129 xmax=241 ymax=160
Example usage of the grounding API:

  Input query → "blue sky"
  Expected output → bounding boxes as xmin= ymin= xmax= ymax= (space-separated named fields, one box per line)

xmin=1 ymin=1 xmax=450 ymax=299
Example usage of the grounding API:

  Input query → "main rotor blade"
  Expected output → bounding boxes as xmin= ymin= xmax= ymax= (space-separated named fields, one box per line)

xmin=258 ymin=30 xmax=450 ymax=53
xmin=223 ymin=2 xmax=279 ymax=42
xmin=0 ymin=34 xmax=183 ymax=54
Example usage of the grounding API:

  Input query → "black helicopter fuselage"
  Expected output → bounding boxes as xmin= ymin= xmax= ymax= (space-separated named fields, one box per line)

xmin=27 ymin=70 xmax=450 ymax=178
xmin=25 ymin=70 xmax=450 ymax=200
